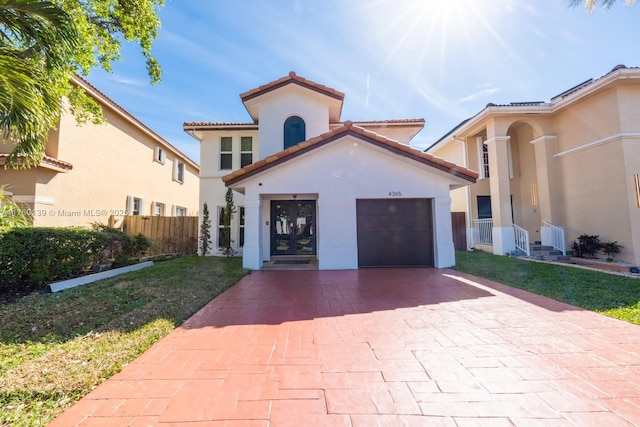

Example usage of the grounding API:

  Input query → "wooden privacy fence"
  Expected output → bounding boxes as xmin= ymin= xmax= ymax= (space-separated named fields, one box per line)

xmin=118 ymin=215 xmax=199 ymax=255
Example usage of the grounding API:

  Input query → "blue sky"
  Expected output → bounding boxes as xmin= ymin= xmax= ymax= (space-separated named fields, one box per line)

xmin=85 ymin=0 xmax=640 ymax=164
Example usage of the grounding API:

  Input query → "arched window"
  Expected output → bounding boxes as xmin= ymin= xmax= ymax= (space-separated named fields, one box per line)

xmin=284 ymin=116 xmax=306 ymax=149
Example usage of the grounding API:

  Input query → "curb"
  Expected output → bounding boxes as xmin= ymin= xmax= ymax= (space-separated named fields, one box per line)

xmin=47 ymin=261 xmax=154 ymax=293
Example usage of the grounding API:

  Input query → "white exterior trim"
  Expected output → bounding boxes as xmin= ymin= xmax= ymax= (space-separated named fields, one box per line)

xmin=530 ymin=135 xmax=557 ymax=145
xmin=554 ymin=132 xmax=640 ymax=158
xmin=13 ymin=195 xmax=55 ymax=205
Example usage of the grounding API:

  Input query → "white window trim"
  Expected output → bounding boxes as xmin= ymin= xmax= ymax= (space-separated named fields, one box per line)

xmin=154 ymin=146 xmax=166 ymax=164
xmin=127 ymin=195 xmax=145 ymax=216
xmin=172 ymin=205 xmax=187 ymax=217
xmin=220 ymin=136 xmax=233 ymax=171
xmin=152 ymin=201 xmax=165 ymax=216
xmin=477 ymin=136 xmax=489 ymax=180
xmin=173 ymin=159 xmax=185 ymax=183
xmin=479 ymin=136 xmax=514 ymax=180
xmin=240 ymin=136 xmax=253 ymax=168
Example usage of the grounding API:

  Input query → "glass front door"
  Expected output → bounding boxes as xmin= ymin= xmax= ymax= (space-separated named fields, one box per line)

xmin=270 ymin=200 xmax=316 ymax=255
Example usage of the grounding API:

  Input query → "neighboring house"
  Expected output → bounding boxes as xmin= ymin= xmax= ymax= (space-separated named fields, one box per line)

xmin=428 ymin=64 xmax=640 ymax=266
xmin=0 ymin=76 xmax=199 ymax=227
xmin=185 ymin=72 xmax=477 ymax=270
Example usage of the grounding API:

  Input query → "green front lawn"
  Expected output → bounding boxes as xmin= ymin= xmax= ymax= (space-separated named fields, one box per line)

xmin=454 ymin=250 xmax=640 ymax=325
xmin=0 ymin=256 xmax=247 ymax=427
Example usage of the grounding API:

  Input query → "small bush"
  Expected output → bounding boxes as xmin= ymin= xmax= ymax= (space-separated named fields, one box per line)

xmin=0 ymin=227 xmax=150 ymax=290
xmin=92 ymin=224 xmax=150 ymax=267
xmin=571 ymin=234 xmax=601 ymax=258
xmin=601 ymin=240 xmax=623 ymax=262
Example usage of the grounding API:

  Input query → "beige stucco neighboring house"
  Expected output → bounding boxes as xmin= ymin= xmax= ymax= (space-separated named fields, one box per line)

xmin=428 ymin=64 xmax=640 ymax=266
xmin=0 ymin=76 xmax=199 ymax=227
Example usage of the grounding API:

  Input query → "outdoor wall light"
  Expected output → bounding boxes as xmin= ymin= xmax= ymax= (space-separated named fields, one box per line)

xmin=531 ymin=182 xmax=538 ymax=208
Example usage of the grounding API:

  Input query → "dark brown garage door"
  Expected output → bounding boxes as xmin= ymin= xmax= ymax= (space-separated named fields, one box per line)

xmin=356 ymin=199 xmax=434 ymax=267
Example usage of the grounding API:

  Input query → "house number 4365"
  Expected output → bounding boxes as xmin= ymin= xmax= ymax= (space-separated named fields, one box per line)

xmin=388 ymin=191 xmax=402 ymax=197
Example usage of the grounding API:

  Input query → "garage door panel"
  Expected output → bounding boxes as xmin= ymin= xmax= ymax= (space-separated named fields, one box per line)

xmin=356 ymin=199 xmax=434 ymax=267
xmin=357 ymin=199 xmax=430 ymax=215
xmin=357 ymin=231 xmax=433 ymax=249
xmin=358 ymin=215 xmax=433 ymax=232
xmin=357 ymin=246 xmax=433 ymax=267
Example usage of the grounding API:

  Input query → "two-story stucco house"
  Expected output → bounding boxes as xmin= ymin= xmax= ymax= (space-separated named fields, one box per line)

xmin=1 ymin=75 xmax=199 ymax=227
xmin=428 ymin=65 xmax=640 ymax=266
xmin=185 ymin=72 xmax=477 ymax=270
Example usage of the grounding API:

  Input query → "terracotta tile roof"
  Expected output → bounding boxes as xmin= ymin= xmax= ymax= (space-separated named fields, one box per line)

xmin=240 ymin=71 xmax=345 ymax=102
xmin=223 ymin=121 xmax=478 ymax=186
xmin=0 ymin=154 xmax=73 ymax=172
xmin=183 ymin=121 xmax=258 ymax=129
xmin=349 ymin=118 xmax=425 ymax=125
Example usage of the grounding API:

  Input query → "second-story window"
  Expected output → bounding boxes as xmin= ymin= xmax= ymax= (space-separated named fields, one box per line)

xmin=173 ymin=159 xmax=185 ymax=183
xmin=220 ymin=136 xmax=233 ymax=170
xmin=284 ymin=116 xmax=305 ymax=149
xmin=478 ymin=137 xmax=490 ymax=179
xmin=154 ymin=146 xmax=166 ymax=164
xmin=240 ymin=137 xmax=253 ymax=168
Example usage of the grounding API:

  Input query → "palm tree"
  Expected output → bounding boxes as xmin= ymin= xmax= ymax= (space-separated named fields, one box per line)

xmin=0 ymin=0 xmax=78 ymax=165
xmin=568 ymin=0 xmax=636 ymax=11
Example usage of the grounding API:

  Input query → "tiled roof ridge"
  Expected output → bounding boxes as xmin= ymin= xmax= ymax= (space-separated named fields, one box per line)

xmin=183 ymin=121 xmax=257 ymax=127
xmin=240 ymin=71 xmax=345 ymax=101
xmin=344 ymin=118 xmax=425 ymax=125
xmin=222 ymin=121 xmax=477 ymax=185
xmin=72 ymin=75 xmax=199 ymax=169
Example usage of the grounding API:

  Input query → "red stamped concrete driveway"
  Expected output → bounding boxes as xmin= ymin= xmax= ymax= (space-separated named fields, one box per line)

xmin=50 ymin=269 xmax=640 ymax=426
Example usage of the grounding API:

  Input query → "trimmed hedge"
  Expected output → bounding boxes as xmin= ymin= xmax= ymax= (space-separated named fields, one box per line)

xmin=0 ymin=227 xmax=150 ymax=290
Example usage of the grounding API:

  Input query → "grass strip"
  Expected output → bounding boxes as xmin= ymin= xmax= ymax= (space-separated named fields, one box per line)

xmin=0 ymin=256 xmax=247 ymax=427
xmin=454 ymin=250 xmax=640 ymax=324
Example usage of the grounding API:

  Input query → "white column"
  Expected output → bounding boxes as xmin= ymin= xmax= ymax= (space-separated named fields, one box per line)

xmin=433 ymin=197 xmax=455 ymax=268
xmin=486 ymin=136 xmax=516 ymax=255
xmin=242 ymin=198 xmax=262 ymax=270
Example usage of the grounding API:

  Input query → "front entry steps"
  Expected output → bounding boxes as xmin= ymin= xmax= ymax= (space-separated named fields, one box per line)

xmin=528 ymin=244 xmax=569 ymax=261
xmin=262 ymin=255 xmax=319 ymax=271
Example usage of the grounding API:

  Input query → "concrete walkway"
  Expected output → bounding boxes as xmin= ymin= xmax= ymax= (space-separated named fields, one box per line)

xmin=50 ymin=269 xmax=640 ymax=426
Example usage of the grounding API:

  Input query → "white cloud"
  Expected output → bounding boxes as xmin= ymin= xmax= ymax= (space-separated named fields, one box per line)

xmin=459 ymin=87 xmax=500 ymax=103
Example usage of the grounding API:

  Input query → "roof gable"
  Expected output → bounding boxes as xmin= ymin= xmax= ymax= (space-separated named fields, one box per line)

xmin=240 ymin=71 xmax=345 ymax=102
xmin=223 ymin=121 xmax=477 ymax=186
xmin=240 ymin=72 xmax=344 ymax=123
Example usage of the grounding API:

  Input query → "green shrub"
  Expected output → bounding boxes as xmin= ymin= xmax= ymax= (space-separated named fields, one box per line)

xmin=0 ymin=227 xmax=150 ymax=290
xmin=91 ymin=224 xmax=150 ymax=267
xmin=571 ymin=234 xmax=601 ymax=258
xmin=601 ymin=240 xmax=623 ymax=262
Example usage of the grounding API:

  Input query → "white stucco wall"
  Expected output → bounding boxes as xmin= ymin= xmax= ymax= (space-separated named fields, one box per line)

xmin=233 ymin=135 xmax=462 ymax=270
xmin=254 ymin=86 xmax=331 ymax=159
